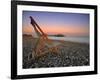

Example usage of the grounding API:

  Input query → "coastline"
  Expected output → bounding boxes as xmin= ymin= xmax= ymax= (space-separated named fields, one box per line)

xmin=23 ymin=35 xmax=89 ymax=68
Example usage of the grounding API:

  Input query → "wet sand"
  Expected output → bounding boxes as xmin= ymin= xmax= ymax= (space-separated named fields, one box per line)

xmin=23 ymin=35 xmax=89 ymax=68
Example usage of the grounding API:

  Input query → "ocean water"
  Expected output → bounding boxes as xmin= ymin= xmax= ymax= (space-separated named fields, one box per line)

xmin=48 ymin=36 xmax=89 ymax=43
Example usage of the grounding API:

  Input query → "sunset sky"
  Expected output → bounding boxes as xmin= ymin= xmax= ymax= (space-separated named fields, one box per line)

xmin=22 ymin=11 xmax=89 ymax=37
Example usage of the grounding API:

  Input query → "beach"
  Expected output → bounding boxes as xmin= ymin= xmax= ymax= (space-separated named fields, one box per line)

xmin=23 ymin=35 xmax=89 ymax=68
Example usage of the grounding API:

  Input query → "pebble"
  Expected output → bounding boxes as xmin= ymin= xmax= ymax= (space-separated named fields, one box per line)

xmin=23 ymin=36 xmax=89 ymax=68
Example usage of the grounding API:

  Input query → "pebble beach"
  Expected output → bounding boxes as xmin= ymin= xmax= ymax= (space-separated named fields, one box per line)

xmin=23 ymin=35 xmax=89 ymax=69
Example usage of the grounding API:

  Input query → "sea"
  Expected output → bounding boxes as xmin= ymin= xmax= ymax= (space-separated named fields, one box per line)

xmin=48 ymin=36 xmax=89 ymax=43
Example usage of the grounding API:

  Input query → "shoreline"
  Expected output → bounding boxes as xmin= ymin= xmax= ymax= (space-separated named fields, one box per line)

xmin=23 ymin=35 xmax=89 ymax=68
xmin=23 ymin=34 xmax=89 ymax=44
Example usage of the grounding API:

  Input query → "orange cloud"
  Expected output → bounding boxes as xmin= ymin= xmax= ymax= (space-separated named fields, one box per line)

xmin=40 ymin=25 xmax=89 ymax=36
xmin=23 ymin=24 xmax=89 ymax=36
xmin=23 ymin=25 xmax=33 ymax=34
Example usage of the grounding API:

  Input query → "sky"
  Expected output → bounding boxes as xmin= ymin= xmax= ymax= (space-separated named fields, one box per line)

xmin=22 ymin=11 xmax=89 ymax=37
